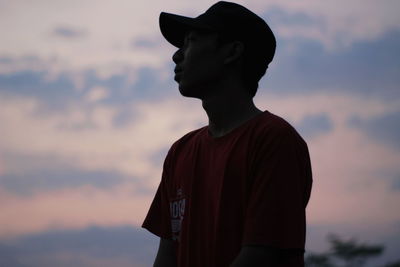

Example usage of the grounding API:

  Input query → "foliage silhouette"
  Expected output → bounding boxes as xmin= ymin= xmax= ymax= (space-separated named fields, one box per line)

xmin=383 ymin=261 xmax=400 ymax=267
xmin=305 ymin=234 xmax=398 ymax=267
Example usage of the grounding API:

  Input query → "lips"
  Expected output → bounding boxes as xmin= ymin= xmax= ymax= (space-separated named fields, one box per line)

xmin=174 ymin=67 xmax=183 ymax=82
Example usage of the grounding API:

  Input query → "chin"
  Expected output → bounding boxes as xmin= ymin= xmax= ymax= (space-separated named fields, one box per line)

xmin=178 ymin=86 xmax=197 ymax=98
xmin=178 ymin=84 xmax=203 ymax=99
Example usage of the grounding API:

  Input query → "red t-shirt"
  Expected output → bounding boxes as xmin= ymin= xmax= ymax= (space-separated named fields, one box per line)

xmin=142 ymin=110 xmax=313 ymax=267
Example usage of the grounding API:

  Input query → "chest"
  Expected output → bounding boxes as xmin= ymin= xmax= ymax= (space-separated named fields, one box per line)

xmin=168 ymin=138 xmax=255 ymax=214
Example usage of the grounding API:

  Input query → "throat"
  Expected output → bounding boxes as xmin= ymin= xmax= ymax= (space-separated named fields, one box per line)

xmin=206 ymin=104 xmax=263 ymax=138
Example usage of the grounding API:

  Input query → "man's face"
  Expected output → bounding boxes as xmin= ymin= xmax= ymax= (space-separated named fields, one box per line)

xmin=172 ymin=30 xmax=225 ymax=99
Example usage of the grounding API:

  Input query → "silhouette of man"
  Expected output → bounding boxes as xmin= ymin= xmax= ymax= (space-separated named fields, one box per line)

xmin=142 ymin=2 xmax=312 ymax=266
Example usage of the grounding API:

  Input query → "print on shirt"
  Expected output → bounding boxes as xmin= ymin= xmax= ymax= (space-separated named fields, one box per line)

xmin=170 ymin=188 xmax=186 ymax=241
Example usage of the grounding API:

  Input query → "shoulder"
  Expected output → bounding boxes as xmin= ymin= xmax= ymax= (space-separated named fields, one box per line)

xmin=246 ymin=111 xmax=310 ymax=161
xmin=172 ymin=126 xmax=206 ymax=148
xmin=166 ymin=126 xmax=206 ymax=159
xmin=255 ymin=111 xmax=303 ymax=142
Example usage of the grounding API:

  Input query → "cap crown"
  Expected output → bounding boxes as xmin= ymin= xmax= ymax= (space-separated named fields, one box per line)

xmin=196 ymin=1 xmax=276 ymax=64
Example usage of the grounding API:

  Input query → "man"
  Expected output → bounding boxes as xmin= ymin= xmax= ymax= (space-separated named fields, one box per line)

xmin=142 ymin=2 xmax=312 ymax=266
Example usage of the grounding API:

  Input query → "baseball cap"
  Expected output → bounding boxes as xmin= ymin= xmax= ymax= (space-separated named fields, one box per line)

xmin=159 ymin=1 xmax=276 ymax=65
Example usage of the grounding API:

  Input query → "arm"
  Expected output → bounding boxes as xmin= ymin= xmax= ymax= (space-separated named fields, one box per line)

xmin=230 ymin=245 xmax=279 ymax=267
xmin=153 ymin=238 xmax=177 ymax=267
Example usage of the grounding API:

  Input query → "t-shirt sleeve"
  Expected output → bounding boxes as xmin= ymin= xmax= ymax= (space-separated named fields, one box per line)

xmin=243 ymin=123 xmax=312 ymax=250
xmin=142 ymin=150 xmax=173 ymax=239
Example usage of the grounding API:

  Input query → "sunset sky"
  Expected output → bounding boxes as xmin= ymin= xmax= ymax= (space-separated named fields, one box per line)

xmin=1 ymin=0 xmax=400 ymax=266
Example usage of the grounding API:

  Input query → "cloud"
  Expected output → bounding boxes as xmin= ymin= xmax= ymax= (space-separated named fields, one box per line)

xmin=131 ymin=36 xmax=161 ymax=49
xmin=111 ymin=107 xmax=137 ymax=128
xmin=130 ymin=66 xmax=175 ymax=100
xmin=263 ymin=6 xmax=322 ymax=27
xmin=84 ymin=86 xmax=109 ymax=103
xmin=1 ymin=0 xmax=399 ymax=75
xmin=0 ymin=168 xmax=125 ymax=196
xmin=392 ymin=176 xmax=400 ymax=191
xmin=0 ymin=225 xmax=157 ymax=267
xmin=0 ymin=55 xmax=57 ymax=74
xmin=295 ymin=113 xmax=334 ymax=139
xmin=0 ymin=70 xmax=78 ymax=111
xmin=2 ymin=19 xmax=399 ymax=109
xmin=51 ymin=26 xmax=88 ymax=39
xmin=260 ymin=28 xmax=400 ymax=98
xmin=0 ymin=91 xmax=204 ymax=180
xmin=1 ymin=26 xmax=398 ymax=120
xmin=349 ymin=110 xmax=400 ymax=151
xmin=0 ymin=63 xmax=177 ymax=113
xmin=0 ymin=184 xmax=153 ymax=238
xmin=0 ymin=93 xmax=204 ymax=238
xmin=254 ymin=0 xmax=400 ymax=49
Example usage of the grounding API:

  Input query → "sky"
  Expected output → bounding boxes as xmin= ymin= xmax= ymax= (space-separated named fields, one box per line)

xmin=0 ymin=0 xmax=400 ymax=266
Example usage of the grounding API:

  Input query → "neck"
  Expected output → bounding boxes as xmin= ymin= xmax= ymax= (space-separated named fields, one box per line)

xmin=202 ymin=92 xmax=262 ymax=138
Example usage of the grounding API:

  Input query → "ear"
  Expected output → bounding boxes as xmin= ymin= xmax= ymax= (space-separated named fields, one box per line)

xmin=223 ymin=41 xmax=244 ymax=65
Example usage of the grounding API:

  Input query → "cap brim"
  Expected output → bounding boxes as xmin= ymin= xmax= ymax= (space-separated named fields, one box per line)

xmin=159 ymin=12 xmax=213 ymax=48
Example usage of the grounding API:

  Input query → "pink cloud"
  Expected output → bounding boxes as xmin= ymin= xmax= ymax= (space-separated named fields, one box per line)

xmin=0 ymin=185 xmax=151 ymax=238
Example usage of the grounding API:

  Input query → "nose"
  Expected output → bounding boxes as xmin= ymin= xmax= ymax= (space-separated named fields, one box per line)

xmin=172 ymin=48 xmax=183 ymax=64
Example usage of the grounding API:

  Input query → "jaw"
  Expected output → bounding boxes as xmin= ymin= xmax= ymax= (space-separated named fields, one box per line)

xmin=178 ymin=83 xmax=203 ymax=99
xmin=177 ymin=72 xmax=224 ymax=98
xmin=178 ymin=80 xmax=224 ymax=102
